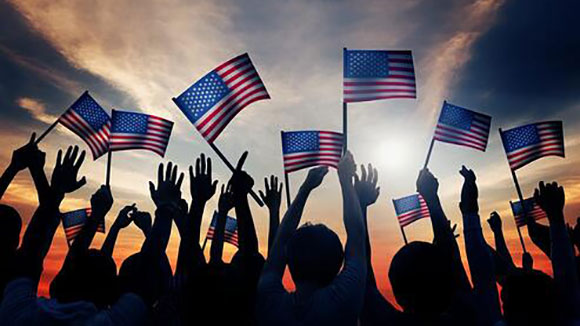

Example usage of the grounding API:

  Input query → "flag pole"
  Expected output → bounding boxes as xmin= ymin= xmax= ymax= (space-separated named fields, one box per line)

xmin=171 ymin=97 xmax=263 ymax=207
xmin=201 ymin=235 xmax=208 ymax=252
xmin=399 ymin=225 xmax=409 ymax=245
xmin=499 ymin=128 xmax=527 ymax=253
xmin=105 ymin=150 xmax=112 ymax=187
xmin=35 ymin=90 xmax=90 ymax=145
xmin=342 ymin=47 xmax=348 ymax=154
xmin=281 ymin=131 xmax=292 ymax=207
xmin=423 ymin=100 xmax=446 ymax=169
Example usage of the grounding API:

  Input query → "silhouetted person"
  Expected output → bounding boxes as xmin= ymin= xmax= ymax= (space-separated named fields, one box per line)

xmin=257 ymin=151 xmax=367 ymax=326
xmin=259 ymin=175 xmax=283 ymax=256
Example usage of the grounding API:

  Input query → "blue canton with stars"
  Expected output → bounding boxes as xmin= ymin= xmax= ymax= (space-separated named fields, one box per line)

xmin=282 ymin=131 xmax=320 ymax=154
xmin=438 ymin=103 xmax=473 ymax=130
xmin=210 ymin=212 xmax=238 ymax=233
xmin=62 ymin=209 xmax=89 ymax=228
xmin=393 ymin=194 xmax=421 ymax=215
xmin=511 ymin=198 xmax=536 ymax=215
xmin=502 ymin=124 xmax=540 ymax=152
xmin=344 ymin=50 xmax=389 ymax=78
xmin=71 ymin=93 xmax=110 ymax=130
xmin=175 ymin=71 xmax=230 ymax=124
xmin=111 ymin=111 xmax=150 ymax=134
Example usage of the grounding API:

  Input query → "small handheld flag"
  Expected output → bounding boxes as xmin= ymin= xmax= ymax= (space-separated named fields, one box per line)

xmin=393 ymin=194 xmax=430 ymax=227
xmin=206 ymin=212 xmax=239 ymax=247
xmin=500 ymin=121 xmax=564 ymax=171
xmin=58 ymin=92 xmax=111 ymax=159
xmin=173 ymin=53 xmax=270 ymax=143
xmin=510 ymin=198 xmax=548 ymax=228
xmin=434 ymin=101 xmax=491 ymax=152
xmin=343 ymin=49 xmax=416 ymax=103
xmin=282 ymin=130 xmax=343 ymax=173
xmin=62 ymin=208 xmax=105 ymax=246
xmin=109 ymin=110 xmax=174 ymax=157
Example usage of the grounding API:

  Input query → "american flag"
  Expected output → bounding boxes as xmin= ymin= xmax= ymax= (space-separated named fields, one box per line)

xmin=62 ymin=208 xmax=105 ymax=246
xmin=434 ymin=101 xmax=491 ymax=151
xmin=500 ymin=121 xmax=564 ymax=170
xmin=206 ymin=212 xmax=239 ymax=247
xmin=59 ymin=92 xmax=111 ymax=159
xmin=173 ymin=53 xmax=270 ymax=143
xmin=392 ymin=194 xmax=430 ymax=227
xmin=510 ymin=198 xmax=548 ymax=228
xmin=282 ymin=130 xmax=343 ymax=173
xmin=109 ymin=110 xmax=174 ymax=157
xmin=343 ymin=49 xmax=416 ymax=103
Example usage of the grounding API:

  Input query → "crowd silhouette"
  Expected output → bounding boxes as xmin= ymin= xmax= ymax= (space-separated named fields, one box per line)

xmin=0 ymin=134 xmax=579 ymax=325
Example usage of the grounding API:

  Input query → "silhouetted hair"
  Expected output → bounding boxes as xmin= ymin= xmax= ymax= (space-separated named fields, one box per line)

xmin=286 ymin=223 xmax=344 ymax=286
xmin=51 ymin=249 xmax=117 ymax=309
xmin=389 ymin=241 xmax=455 ymax=315
xmin=0 ymin=204 xmax=21 ymax=253
xmin=501 ymin=270 xmax=557 ymax=326
xmin=118 ymin=252 xmax=172 ymax=306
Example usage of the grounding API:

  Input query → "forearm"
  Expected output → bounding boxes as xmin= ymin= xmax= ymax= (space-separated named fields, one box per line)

xmin=235 ymin=196 xmax=258 ymax=254
xmin=188 ymin=201 xmax=206 ymax=244
xmin=463 ymin=213 xmax=502 ymax=323
xmin=0 ymin=164 xmax=18 ymax=200
xmin=549 ymin=213 xmax=580 ymax=316
xmin=209 ymin=210 xmax=228 ymax=265
xmin=362 ymin=206 xmax=376 ymax=286
xmin=267 ymin=208 xmax=280 ymax=256
xmin=69 ymin=213 xmax=102 ymax=257
xmin=141 ymin=206 xmax=173 ymax=258
xmin=527 ymin=220 xmax=552 ymax=259
xmin=101 ymin=225 xmax=121 ymax=257
xmin=29 ymin=166 xmax=50 ymax=205
xmin=493 ymin=230 xmax=514 ymax=267
xmin=341 ymin=177 xmax=366 ymax=264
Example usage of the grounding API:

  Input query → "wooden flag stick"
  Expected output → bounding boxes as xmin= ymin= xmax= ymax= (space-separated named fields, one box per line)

xmin=201 ymin=235 xmax=209 ymax=252
xmin=281 ymin=131 xmax=292 ymax=208
xmin=343 ymin=101 xmax=348 ymax=154
xmin=105 ymin=151 xmax=113 ymax=187
xmin=423 ymin=138 xmax=435 ymax=169
xmin=35 ymin=90 xmax=89 ymax=145
xmin=399 ymin=225 xmax=409 ymax=245
xmin=499 ymin=128 xmax=528 ymax=253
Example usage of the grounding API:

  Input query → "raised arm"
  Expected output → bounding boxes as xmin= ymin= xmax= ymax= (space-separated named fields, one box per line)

xmin=101 ymin=204 xmax=136 ymax=257
xmin=526 ymin=218 xmax=552 ymax=259
xmin=534 ymin=181 xmax=580 ymax=319
xmin=209 ymin=184 xmax=235 ymax=265
xmin=416 ymin=168 xmax=471 ymax=291
xmin=16 ymin=146 xmax=86 ymax=283
xmin=487 ymin=211 xmax=515 ymax=268
xmin=259 ymin=175 xmax=282 ymax=256
xmin=459 ymin=166 xmax=502 ymax=325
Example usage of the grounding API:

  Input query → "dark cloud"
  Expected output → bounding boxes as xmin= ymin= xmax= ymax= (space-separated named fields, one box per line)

xmin=454 ymin=0 xmax=580 ymax=122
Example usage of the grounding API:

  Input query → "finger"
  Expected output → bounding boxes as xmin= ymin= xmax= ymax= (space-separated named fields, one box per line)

xmin=274 ymin=176 xmax=278 ymax=188
xmin=539 ymin=181 xmax=546 ymax=194
xmin=259 ymin=190 xmax=266 ymax=201
xmin=64 ymin=146 xmax=73 ymax=164
xmin=74 ymin=150 xmax=86 ymax=171
xmin=74 ymin=176 xmax=87 ymax=190
xmin=195 ymin=156 xmax=201 ymax=177
xmin=270 ymin=175 xmax=275 ymax=190
xmin=149 ymin=181 xmax=156 ymax=195
xmin=264 ymin=177 xmax=269 ymax=193
xmin=376 ymin=186 xmax=381 ymax=197
xmin=189 ymin=165 xmax=194 ymax=183
xmin=171 ymin=164 xmax=178 ymax=183
xmin=166 ymin=161 xmax=173 ymax=182
xmin=176 ymin=172 xmax=185 ymax=188
xmin=56 ymin=149 xmax=63 ymax=167
xmin=367 ymin=163 xmax=373 ymax=181
xmin=29 ymin=133 xmax=36 ymax=145
xmin=361 ymin=164 xmax=367 ymax=182
xmin=279 ymin=182 xmax=283 ymax=193
xmin=200 ymin=153 xmax=206 ymax=175
xmin=207 ymin=156 xmax=212 ymax=178
xmin=158 ymin=163 xmax=164 ymax=185
xmin=372 ymin=167 xmax=378 ymax=186
xmin=236 ymin=151 xmax=248 ymax=171
xmin=70 ymin=146 xmax=79 ymax=164
xmin=212 ymin=180 xmax=218 ymax=192
xmin=354 ymin=173 xmax=360 ymax=184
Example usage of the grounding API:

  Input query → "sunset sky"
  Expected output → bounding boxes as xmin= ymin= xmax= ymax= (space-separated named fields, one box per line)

xmin=1 ymin=0 xmax=579 ymax=300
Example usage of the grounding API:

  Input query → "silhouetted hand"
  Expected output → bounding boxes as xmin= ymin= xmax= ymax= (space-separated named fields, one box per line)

xmin=522 ymin=252 xmax=533 ymax=271
xmin=189 ymin=153 xmax=217 ymax=205
xmin=218 ymin=183 xmax=235 ymax=214
xmin=51 ymin=146 xmax=86 ymax=198
xmin=10 ymin=133 xmax=44 ymax=172
xmin=571 ymin=217 xmax=580 ymax=250
xmin=133 ymin=211 xmax=152 ymax=236
xmin=338 ymin=151 xmax=356 ymax=183
xmin=149 ymin=162 xmax=184 ymax=209
xmin=302 ymin=166 xmax=328 ymax=191
xmin=487 ymin=211 xmax=502 ymax=233
xmin=259 ymin=175 xmax=282 ymax=211
xmin=534 ymin=181 xmax=565 ymax=222
xmin=416 ymin=168 xmax=439 ymax=202
xmin=355 ymin=163 xmax=380 ymax=208
xmin=229 ymin=151 xmax=254 ymax=199
xmin=450 ymin=221 xmax=460 ymax=238
xmin=113 ymin=204 xmax=137 ymax=229
xmin=90 ymin=185 xmax=114 ymax=218
xmin=459 ymin=166 xmax=478 ymax=214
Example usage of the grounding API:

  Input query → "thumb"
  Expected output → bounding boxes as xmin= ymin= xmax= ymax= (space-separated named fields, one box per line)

xmin=149 ymin=181 xmax=156 ymax=196
xmin=74 ymin=177 xmax=87 ymax=191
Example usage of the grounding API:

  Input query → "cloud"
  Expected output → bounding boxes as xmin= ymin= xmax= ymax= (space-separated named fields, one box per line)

xmin=16 ymin=97 xmax=58 ymax=124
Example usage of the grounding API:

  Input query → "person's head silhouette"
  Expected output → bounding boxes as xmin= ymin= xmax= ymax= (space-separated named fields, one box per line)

xmin=501 ymin=270 xmax=556 ymax=326
xmin=389 ymin=241 xmax=455 ymax=316
xmin=286 ymin=223 xmax=344 ymax=287
xmin=50 ymin=249 xmax=118 ymax=309
xmin=118 ymin=252 xmax=172 ymax=306
xmin=0 ymin=204 xmax=21 ymax=256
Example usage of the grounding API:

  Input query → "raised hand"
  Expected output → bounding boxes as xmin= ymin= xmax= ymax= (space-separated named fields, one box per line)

xmin=416 ymin=168 xmax=439 ymax=202
xmin=51 ymin=146 xmax=86 ymax=198
xmin=113 ymin=204 xmax=137 ymax=229
xmin=302 ymin=166 xmax=328 ymax=191
xmin=259 ymin=175 xmax=282 ymax=211
xmin=487 ymin=211 xmax=502 ymax=233
xmin=338 ymin=150 xmax=356 ymax=183
xmin=229 ymin=151 xmax=254 ymax=199
xmin=218 ymin=183 xmax=235 ymax=214
xmin=90 ymin=185 xmax=114 ymax=218
xmin=534 ymin=181 xmax=565 ymax=221
xmin=133 ymin=211 xmax=152 ymax=236
xmin=10 ymin=133 xmax=44 ymax=172
xmin=189 ymin=153 xmax=218 ymax=205
xmin=149 ymin=162 xmax=184 ymax=209
xmin=354 ymin=163 xmax=380 ymax=208
xmin=459 ymin=165 xmax=478 ymax=214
